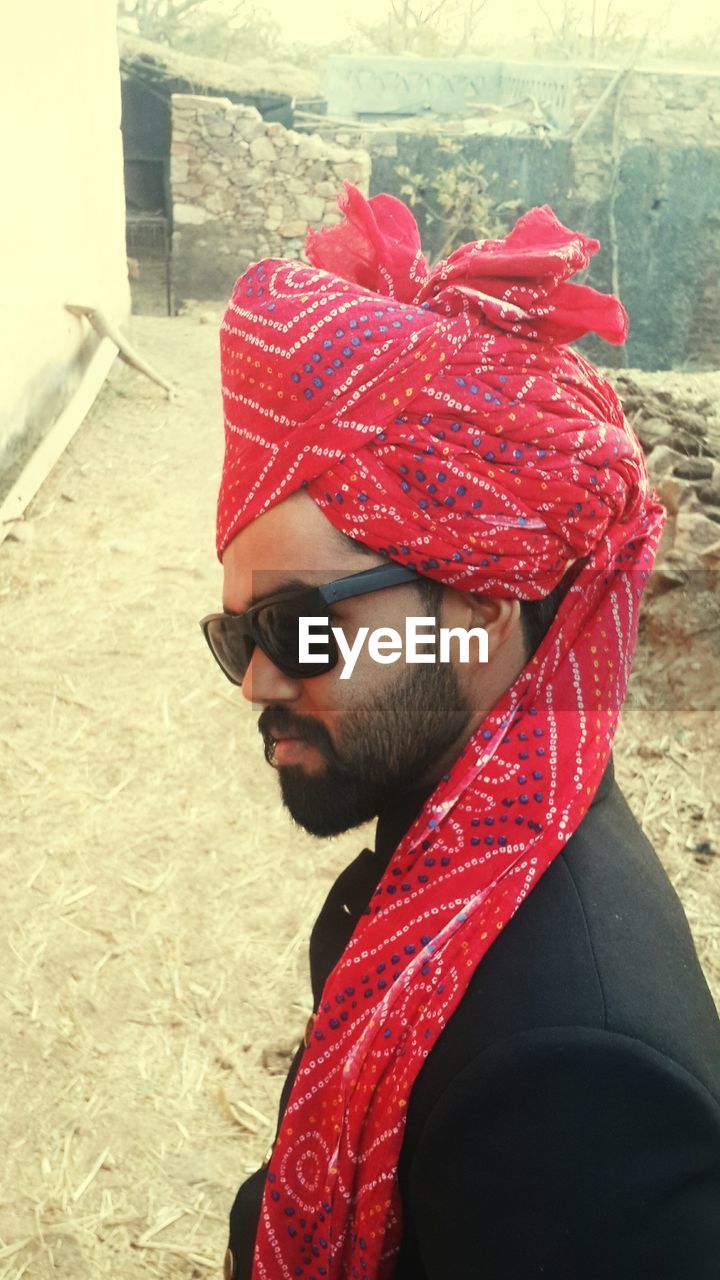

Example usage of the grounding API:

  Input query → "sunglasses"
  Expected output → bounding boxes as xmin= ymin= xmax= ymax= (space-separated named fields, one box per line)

xmin=199 ymin=562 xmax=421 ymax=684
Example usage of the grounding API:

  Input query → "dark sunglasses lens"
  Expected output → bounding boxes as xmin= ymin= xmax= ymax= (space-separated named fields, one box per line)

xmin=257 ymin=600 xmax=336 ymax=677
xmin=206 ymin=617 xmax=254 ymax=685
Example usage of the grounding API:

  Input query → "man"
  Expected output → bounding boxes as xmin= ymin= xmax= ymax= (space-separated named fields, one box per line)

xmin=202 ymin=186 xmax=720 ymax=1279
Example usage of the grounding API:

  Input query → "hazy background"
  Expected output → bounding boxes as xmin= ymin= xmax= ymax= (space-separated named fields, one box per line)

xmin=116 ymin=0 xmax=720 ymax=70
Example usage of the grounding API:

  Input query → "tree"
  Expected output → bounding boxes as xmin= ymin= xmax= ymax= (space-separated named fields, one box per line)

xmin=118 ymin=0 xmax=280 ymax=61
xmin=532 ymin=1 xmax=634 ymax=61
xmin=355 ymin=0 xmax=489 ymax=59
xmin=118 ymin=0 xmax=209 ymax=45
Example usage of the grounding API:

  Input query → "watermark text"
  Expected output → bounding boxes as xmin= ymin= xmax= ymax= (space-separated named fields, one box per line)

xmin=300 ymin=616 xmax=489 ymax=679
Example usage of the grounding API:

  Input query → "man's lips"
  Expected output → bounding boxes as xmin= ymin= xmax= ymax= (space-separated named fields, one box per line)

xmin=271 ymin=736 xmax=317 ymax=766
xmin=259 ymin=712 xmax=333 ymax=766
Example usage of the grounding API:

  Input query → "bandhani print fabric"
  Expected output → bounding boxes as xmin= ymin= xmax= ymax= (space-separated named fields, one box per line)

xmin=216 ymin=183 xmax=666 ymax=1280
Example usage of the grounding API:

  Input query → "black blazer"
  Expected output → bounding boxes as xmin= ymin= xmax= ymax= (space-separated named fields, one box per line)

xmin=227 ymin=759 xmax=720 ymax=1278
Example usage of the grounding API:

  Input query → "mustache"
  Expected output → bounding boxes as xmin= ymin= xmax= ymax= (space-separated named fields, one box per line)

xmin=257 ymin=705 xmax=339 ymax=765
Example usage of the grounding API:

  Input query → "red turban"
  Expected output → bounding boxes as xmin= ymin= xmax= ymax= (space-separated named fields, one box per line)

xmin=216 ymin=184 xmax=665 ymax=1280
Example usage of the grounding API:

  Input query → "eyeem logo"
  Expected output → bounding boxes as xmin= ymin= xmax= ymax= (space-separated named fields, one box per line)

xmin=300 ymin=617 xmax=489 ymax=680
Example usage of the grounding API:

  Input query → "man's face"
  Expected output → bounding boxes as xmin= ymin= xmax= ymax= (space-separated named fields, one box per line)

xmin=221 ymin=491 xmax=474 ymax=837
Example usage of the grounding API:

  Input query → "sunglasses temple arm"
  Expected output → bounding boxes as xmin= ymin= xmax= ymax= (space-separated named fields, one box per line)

xmin=321 ymin=565 xmax=421 ymax=605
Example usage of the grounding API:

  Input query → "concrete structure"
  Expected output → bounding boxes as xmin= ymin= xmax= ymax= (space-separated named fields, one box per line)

xmin=327 ymin=56 xmax=577 ymax=131
xmin=0 ymin=0 xmax=129 ymax=504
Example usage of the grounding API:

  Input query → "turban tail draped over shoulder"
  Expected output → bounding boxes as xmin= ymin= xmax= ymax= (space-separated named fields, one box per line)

xmin=216 ymin=184 xmax=665 ymax=1280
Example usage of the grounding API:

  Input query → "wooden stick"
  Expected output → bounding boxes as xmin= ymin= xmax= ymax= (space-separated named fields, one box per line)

xmin=65 ymin=304 xmax=175 ymax=398
xmin=570 ymin=31 xmax=649 ymax=147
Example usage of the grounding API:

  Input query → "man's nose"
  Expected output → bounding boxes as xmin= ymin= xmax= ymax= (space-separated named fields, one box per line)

xmin=241 ymin=645 xmax=301 ymax=704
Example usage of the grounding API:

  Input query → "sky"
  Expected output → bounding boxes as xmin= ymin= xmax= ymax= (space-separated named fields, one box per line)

xmin=257 ymin=0 xmax=717 ymax=51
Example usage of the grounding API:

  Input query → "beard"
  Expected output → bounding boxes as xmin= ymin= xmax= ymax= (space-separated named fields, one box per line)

xmin=257 ymin=660 xmax=471 ymax=837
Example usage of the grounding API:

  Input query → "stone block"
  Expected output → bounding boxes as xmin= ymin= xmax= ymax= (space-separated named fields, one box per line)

xmin=647 ymin=445 xmax=687 ymax=478
xmin=236 ymin=117 xmax=266 ymax=142
xmin=699 ymin=480 xmax=720 ymax=508
xmin=328 ymin=146 xmax=352 ymax=165
xmin=174 ymin=182 xmax=203 ymax=199
xmin=672 ymin=456 xmax=715 ymax=482
xmin=205 ymin=193 xmax=228 ymax=215
xmin=672 ymin=511 xmax=720 ymax=562
xmin=237 ymin=205 xmax=265 ymax=222
xmin=249 ymin=135 xmax=276 ymax=164
xmin=213 ymin=139 xmax=248 ymax=160
xmin=171 ymin=158 xmax=189 ymax=183
xmin=232 ymin=104 xmax=262 ymax=123
xmin=635 ymin=416 xmax=674 ymax=450
xmin=281 ymin=219 xmax=309 ymax=237
xmin=174 ymin=203 xmax=211 ymax=225
xmin=294 ymin=194 xmax=325 ymax=221
xmin=297 ymin=133 xmax=330 ymax=161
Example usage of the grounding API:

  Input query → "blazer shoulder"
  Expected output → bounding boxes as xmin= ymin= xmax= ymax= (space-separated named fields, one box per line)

xmin=397 ymin=1026 xmax=720 ymax=1280
xmin=402 ymin=780 xmax=720 ymax=1159
xmin=558 ymin=780 xmax=720 ymax=1082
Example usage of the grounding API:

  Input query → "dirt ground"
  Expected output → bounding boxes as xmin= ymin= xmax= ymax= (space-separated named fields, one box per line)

xmin=1 ymin=314 xmax=718 ymax=1279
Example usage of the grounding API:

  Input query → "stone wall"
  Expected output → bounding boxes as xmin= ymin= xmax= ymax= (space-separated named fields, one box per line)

xmin=170 ymin=95 xmax=371 ymax=303
xmin=609 ymin=370 xmax=720 ymax=678
xmin=564 ymin=67 xmax=720 ymax=371
xmin=571 ymin=66 xmax=720 ymax=147
xmin=569 ymin=67 xmax=720 ymax=212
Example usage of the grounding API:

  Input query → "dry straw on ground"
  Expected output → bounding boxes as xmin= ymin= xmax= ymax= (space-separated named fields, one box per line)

xmin=1 ymin=315 xmax=717 ymax=1278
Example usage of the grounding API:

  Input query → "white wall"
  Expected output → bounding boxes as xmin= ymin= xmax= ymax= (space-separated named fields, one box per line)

xmin=0 ymin=0 xmax=130 ymax=485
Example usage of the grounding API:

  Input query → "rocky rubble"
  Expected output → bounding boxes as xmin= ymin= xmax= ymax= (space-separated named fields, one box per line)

xmin=608 ymin=369 xmax=720 ymax=678
xmin=611 ymin=370 xmax=720 ymax=559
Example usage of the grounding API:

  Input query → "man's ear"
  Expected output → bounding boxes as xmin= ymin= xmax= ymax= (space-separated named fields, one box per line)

xmin=444 ymin=589 xmax=523 ymax=661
